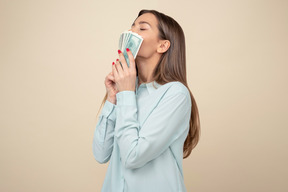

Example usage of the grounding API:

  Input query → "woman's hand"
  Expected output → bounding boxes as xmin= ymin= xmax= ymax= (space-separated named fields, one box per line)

xmin=104 ymin=71 xmax=118 ymax=104
xmin=112 ymin=48 xmax=137 ymax=92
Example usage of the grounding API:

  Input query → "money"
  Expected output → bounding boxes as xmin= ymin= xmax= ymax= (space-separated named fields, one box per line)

xmin=118 ymin=31 xmax=143 ymax=67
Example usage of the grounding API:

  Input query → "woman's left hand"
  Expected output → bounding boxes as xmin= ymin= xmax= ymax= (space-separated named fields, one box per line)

xmin=112 ymin=48 xmax=137 ymax=92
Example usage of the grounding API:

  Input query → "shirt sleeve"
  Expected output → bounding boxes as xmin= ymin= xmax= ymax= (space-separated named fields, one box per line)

xmin=92 ymin=100 xmax=116 ymax=164
xmin=115 ymin=89 xmax=191 ymax=169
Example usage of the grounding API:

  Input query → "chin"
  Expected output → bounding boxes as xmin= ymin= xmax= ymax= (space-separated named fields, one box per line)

xmin=136 ymin=52 xmax=152 ymax=60
xmin=135 ymin=55 xmax=145 ymax=61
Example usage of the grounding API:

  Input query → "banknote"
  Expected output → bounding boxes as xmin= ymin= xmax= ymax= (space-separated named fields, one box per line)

xmin=118 ymin=31 xmax=143 ymax=67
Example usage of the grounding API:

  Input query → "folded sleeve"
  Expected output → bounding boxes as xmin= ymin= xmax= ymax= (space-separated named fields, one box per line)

xmin=92 ymin=100 xmax=116 ymax=164
xmin=115 ymin=88 xmax=191 ymax=169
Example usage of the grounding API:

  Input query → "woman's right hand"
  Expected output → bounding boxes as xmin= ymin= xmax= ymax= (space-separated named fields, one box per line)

xmin=104 ymin=72 xmax=118 ymax=104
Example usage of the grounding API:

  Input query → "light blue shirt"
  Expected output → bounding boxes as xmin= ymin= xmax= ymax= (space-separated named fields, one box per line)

xmin=92 ymin=76 xmax=192 ymax=192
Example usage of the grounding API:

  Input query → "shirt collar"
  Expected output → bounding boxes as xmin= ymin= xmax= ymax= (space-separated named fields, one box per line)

xmin=135 ymin=76 xmax=162 ymax=95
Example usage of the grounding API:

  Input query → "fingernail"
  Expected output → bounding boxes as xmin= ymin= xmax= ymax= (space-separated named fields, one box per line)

xmin=118 ymin=50 xmax=122 ymax=54
xmin=126 ymin=48 xmax=130 ymax=52
xmin=116 ymin=59 xmax=119 ymax=61
xmin=112 ymin=62 xmax=115 ymax=65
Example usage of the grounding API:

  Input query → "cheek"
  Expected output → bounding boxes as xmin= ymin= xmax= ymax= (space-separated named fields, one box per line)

xmin=138 ymin=36 xmax=158 ymax=57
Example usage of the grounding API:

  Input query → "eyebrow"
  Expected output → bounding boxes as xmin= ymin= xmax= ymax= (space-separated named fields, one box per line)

xmin=131 ymin=21 xmax=151 ymax=27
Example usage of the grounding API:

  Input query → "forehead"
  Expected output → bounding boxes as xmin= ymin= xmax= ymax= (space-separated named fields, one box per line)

xmin=134 ymin=13 xmax=158 ymax=26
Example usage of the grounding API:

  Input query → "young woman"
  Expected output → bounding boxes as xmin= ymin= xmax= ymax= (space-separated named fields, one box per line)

xmin=92 ymin=9 xmax=200 ymax=192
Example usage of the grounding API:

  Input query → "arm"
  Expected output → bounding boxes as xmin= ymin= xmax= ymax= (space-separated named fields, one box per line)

xmin=92 ymin=100 xmax=116 ymax=164
xmin=114 ymin=87 xmax=191 ymax=169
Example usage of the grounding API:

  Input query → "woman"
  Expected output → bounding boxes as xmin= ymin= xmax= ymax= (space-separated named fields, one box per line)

xmin=93 ymin=9 xmax=200 ymax=192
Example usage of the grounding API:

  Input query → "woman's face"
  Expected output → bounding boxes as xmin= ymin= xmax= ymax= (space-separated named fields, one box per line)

xmin=130 ymin=13 xmax=160 ymax=59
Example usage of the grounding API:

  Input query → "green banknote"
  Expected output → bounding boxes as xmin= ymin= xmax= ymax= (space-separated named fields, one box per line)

xmin=118 ymin=31 xmax=143 ymax=67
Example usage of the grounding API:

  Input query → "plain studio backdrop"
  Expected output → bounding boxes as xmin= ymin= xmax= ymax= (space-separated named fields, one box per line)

xmin=0 ymin=0 xmax=287 ymax=191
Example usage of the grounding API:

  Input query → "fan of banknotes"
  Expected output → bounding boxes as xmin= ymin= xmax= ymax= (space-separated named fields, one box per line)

xmin=118 ymin=31 xmax=143 ymax=67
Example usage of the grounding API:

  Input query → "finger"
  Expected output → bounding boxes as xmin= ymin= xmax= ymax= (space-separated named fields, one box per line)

xmin=115 ymin=59 xmax=124 ymax=74
xmin=107 ymin=71 xmax=114 ymax=77
xmin=112 ymin=62 xmax=118 ymax=79
xmin=118 ymin=49 xmax=129 ymax=71
xmin=107 ymin=73 xmax=115 ymax=82
xmin=126 ymin=48 xmax=136 ymax=71
xmin=115 ymin=58 xmax=124 ymax=76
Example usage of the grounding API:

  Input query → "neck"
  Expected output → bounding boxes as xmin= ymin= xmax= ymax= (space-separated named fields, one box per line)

xmin=136 ymin=54 xmax=160 ymax=87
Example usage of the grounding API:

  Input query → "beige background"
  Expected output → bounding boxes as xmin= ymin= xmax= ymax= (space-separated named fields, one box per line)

xmin=0 ymin=0 xmax=287 ymax=191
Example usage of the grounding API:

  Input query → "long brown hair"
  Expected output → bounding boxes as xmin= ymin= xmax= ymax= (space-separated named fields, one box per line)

xmin=97 ymin=9 xmax=200 ymax=159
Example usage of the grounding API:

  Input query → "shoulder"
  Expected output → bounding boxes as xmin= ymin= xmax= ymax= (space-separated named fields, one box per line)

xmin=159 ymin=81 xmax=191 ymax=104
xmin=162 ymin=81 xmax=190 ymax=96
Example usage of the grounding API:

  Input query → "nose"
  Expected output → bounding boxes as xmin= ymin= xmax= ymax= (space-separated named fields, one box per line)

xmin=128 ymin=27 xmax=136 ymax=33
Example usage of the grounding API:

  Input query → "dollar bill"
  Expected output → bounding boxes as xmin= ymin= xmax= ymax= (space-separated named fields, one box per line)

xmin=118 ymin=31 xmax=143 ymax=67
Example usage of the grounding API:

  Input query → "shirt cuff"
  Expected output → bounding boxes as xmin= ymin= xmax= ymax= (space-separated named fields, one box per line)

xmin=100 ymin=100 xmax=116 ymax=121
xmin=116 ymin=91 xmax=137 ymax=106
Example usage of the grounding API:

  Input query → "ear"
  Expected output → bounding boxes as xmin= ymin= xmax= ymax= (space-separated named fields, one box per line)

xmin=157 ymin=40 xmax=170 ymax=54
